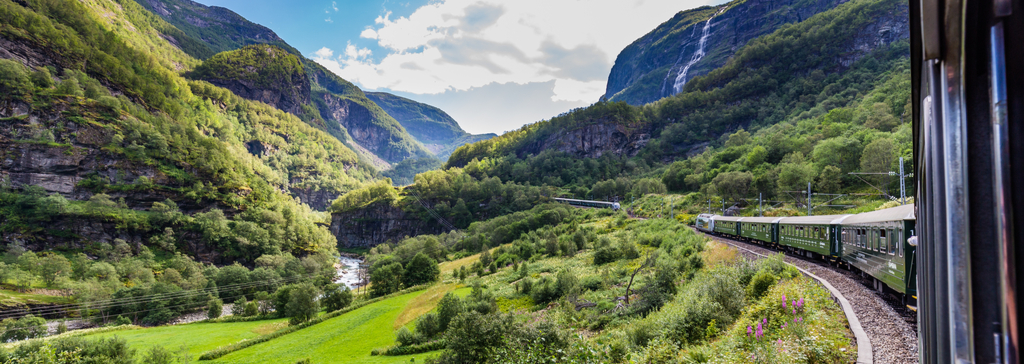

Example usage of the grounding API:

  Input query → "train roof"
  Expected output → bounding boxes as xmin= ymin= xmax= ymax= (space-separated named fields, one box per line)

xmin=697 ymin=214 xmax=716 ymax=218
xmin=738 ymin=216 xmax=786 ymax=223
xmin=712 ymin=215 xmax=744 ymax=222
xmin=777 ymin=214 xmax=850 ymax=225
xmin=832 ymin=204 xmax=916 ymax=225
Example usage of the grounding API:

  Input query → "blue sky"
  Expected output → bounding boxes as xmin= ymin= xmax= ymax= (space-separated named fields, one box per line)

xmin=197 ymin=0 xmax=724 ymax=135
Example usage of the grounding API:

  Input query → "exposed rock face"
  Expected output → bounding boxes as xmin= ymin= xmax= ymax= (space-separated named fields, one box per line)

xmin=605 ymin=0 xmax=850 ymax=105
xmin=837 ymin=10 xmax=910 ymax=66
xmin=289 ymin=187 xmax=337 ymax=212
xmin=206 ymin=75 xmax=310 ymax=116
xmin=330 ymin=202 xmax=444 ymax=248
xmin=530 ymin=122 xmax=652 ymax=159
xmin=318 ymin=92 xmax=414 ymax=163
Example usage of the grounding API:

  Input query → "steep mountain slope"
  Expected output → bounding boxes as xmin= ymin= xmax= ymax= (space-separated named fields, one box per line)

xmin=137 ymin=0 xmax=297 ymax=58
xmin=190 ymin=44 xmax=310 ymax=116
xmin=449 ymin=0 xmax=909 ymax=168
xmin=604 ymin=0 xmax=849 ymax=105
xmin=0 ymin=0 xmax=370 ymax=261
xmin=365 ymin=92 xmax=496 ymax=159
xmin=140 ymin=0 xmax=474 ymax=168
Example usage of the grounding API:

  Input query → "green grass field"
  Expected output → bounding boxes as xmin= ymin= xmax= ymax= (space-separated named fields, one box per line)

xmin=209 ymin=290 xmax=436 ymax=364
xmin=86 ymin=318 xmax=291 ymax=359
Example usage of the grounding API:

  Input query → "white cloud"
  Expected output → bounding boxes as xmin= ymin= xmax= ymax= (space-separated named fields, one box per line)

xmin=314 ymin=47 xmax=333 ymax=59
xmin=314 ymin=0 xmax=718 ymax=103
xmin=359 ymin=28 xmax=378 ymax=39
xmin=332 ymin=1 xmax=338 ymax=11
xmin=325 ymin=17 xmax=333 ymax=23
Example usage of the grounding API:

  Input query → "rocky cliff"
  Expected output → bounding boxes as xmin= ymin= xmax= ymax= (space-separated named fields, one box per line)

xmin=528 ymin=122 xmax=652 ymax=159
xmin=190 ymin=45 xmax=311 ymax=116
xmin=329 ymin=201 xmax=444 ymax=248
xmin=605 ymin=0 xmax=849 ymax=105
xmin=138 ymin=0 xmax=296 ymax=58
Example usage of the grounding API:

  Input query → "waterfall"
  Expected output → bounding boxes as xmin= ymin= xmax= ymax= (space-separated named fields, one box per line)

xmin=670 ymin=9 xmax=724 ymax=95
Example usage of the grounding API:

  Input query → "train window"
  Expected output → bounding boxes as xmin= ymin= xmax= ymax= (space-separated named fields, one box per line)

xmin=898 ymin=229 xmax=904 ymax=257
xmin=889 ymin=229 xmax=897 ymax=255
xmin=880 ymin=229 xmax=888 ymax=253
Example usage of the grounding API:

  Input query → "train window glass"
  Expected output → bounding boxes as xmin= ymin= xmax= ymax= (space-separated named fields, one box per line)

xmin=874 ymin=229 xmax=880 ymax=251
xmin=890 ymin=229 xmax=897 ymax=255
xmin=899 ymin=229 xmax=904 ymax=257
xmin=880 ymin=229 xmax=888 ymax=253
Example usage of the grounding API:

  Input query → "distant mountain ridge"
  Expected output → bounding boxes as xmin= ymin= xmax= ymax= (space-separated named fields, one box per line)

xmin=365 ymin=92 xmax=496 ymax=159
xmin=605 ymin=0 xmax=849 ymax=105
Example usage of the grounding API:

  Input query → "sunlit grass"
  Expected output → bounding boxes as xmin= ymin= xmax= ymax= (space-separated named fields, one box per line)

xmin=392 ymin=282 xmax=461 ymax=329
xmin=85 ymin=318 xmax=290 ymax=360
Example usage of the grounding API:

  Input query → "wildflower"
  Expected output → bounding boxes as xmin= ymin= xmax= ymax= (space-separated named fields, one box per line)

xmin=783 ymin=300 xmax=787 ymax=309
xmin=763 ymin=318 xmax=768 ymax=324
xmin=793 ymin=308 xmax=796 ymax=314
xmin=798 ymin=298 xmax=804 ymax=308
xmin=777 ymin=339 xmax=783 ymax=345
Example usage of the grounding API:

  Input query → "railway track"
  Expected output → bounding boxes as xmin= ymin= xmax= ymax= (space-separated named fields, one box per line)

xmin=695 ymin=228 xmax=919 ymax=364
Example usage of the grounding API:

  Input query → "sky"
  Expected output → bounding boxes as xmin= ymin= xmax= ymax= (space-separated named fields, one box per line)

xmin=196 ymin=0 xmax=725 ymax=135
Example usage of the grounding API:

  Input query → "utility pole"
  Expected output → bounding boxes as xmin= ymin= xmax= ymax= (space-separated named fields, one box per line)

xmin=807 ymin=182 xmax=812 ymax=216
xmin=899 ymin=157 xmax=906 ymax=205
xmin=722 ymin=199 xmax=725 ymax=215
xmin=708 ymin=199 xmax=711 ymax=214
xmin=759 ymin=193 xmax=763 ymax=217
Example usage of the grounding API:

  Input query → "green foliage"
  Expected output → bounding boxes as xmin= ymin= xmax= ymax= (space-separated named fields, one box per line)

xmin=329 ymin=179 xmax=399 ymax=213
xmin=402 ymin=252 xmax=440 ymax=287
xmin=190 ymin=45 xmax=305 ymax=89
xmin=370 ymin=262 xmax=404 ymax=298
xmin=0 ymin=315 xmax=46 ymax=342
xmin=746 ymin=269 xmax=779 ymax=300
xmin=285 ymin=283 xmax=319 ymax=324
xmin=321 ymin=283 xmax=353 ymax=312
xmin=207 ymin=298 xmax=223 ymax=319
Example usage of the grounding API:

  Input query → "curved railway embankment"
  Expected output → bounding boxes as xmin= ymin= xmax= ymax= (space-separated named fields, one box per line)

xmin=696 ymin=229 xmax=918 ymax=364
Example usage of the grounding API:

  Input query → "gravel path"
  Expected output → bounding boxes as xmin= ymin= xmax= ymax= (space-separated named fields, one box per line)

xmin=698 ymin=230 xmax=918 ymax=364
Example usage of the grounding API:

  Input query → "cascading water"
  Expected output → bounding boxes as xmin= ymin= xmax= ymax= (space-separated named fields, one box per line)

xmin=663 ymin=9 xmax=724 ymax=96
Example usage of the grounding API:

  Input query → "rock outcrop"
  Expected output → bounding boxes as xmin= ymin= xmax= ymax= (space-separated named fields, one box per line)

xmin=605 ymin=0 xmax=850 ymax=105
xmin=191 ymin=45 xmax=311 ymax=116
xmin=329 ymin=202 xmax=445 ymax=249
xmin=530 ymin=122 xmax=651 ymax=159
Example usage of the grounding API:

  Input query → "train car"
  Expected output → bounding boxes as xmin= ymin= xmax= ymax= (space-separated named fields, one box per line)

xmin=737 ymin=217 xmax=782 ymax=244
xmin=552 ymin=198 xmax=620 ymax=210
xmin=695 ymin=214 xmax=715 ymax=232
xmin=711 ymin=215 xmax=742 ymax=236
xmin=776 ymin=215 xmax=847 ymax=258
xmin=835 ymin=205 xmax=916 ymax=300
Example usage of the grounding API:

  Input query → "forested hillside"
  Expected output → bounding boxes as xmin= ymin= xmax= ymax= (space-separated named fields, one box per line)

xmin=442 ymin=0 xmax=910 ymax=211
xmin=0 ymin=0 xmax=369 ymax=261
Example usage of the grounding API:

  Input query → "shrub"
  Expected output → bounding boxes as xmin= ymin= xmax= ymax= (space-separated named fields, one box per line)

xmin=746 ymin=269 xmax=778 ymax=300
xmin=232 ymin=297 xmax=247 ymax=316
xmin=286 ymin=283 xmax=320 ymax=324
xmin=370 ymin=262 xmax=404 ymax=297
xmin=402 ymin=252 xmax=439 ymax=287
xmin=436 ymin=293 xmax=463 ymax=332
xmin=207 ymin=298 xmax=223 ymax=319
xmin=395 ymin=326 xmax=422 ymax=347
xmin=322 ymin=284 xmax=353 ymax=312
xmin=416 ymin=312 xmax=441 ymax=339
xmin=244 ymin=301 xmax=259 ymax=317
xmin=0 ymin=315 xmax=46 ymax=341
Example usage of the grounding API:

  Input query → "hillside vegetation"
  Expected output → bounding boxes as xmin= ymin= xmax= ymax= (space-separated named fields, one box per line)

xmin=444 ymin=0 xmax=911 ymax=212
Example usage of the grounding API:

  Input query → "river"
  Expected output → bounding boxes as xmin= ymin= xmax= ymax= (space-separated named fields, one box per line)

xmin=335 ymin=255 xmax=364 ymax=290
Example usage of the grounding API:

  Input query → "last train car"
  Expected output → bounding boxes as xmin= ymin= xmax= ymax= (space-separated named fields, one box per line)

xmin=835 ymin=204 xmax=916 ymax=302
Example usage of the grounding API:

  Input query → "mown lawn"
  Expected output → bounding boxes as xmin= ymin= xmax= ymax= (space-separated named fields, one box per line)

xmin=86 ymin=318 xmax=290 ymax=359
xmin=209 ymin=290 xmax=438 ymax=364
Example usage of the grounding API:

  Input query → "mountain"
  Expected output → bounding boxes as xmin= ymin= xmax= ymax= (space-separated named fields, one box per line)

xmin=137 ymin=0 xmax=297 ymax=57
xmin=604 ymin=0 xmax=849 ymax=105
xmin=140 ymin=0 xmax=480 ymax=169
xmin=0 ymin=0 xmax=376 ymax=261
xmin=449 ymin=0 xmax=909 ymax=168
xmin=365 ymin=92 xmax=496 ymax=159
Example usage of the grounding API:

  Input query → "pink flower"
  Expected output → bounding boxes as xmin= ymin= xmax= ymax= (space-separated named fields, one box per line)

xmin=798 ymin=298 xmax=804 ymax=308
xmin=782 ymin=294 xmax=787 ymax=303
xmin=783 ymin=300 xmax=787 ymax=308
xmin=763 ymin=318 xmax=768 ymax=324
xmin=747 ymin=326 xmax=752 ymax=336
xmin=793 ymin=308 xmax=796 ymax=314
xmin=777 ymin=339 xmax=783 ymax=345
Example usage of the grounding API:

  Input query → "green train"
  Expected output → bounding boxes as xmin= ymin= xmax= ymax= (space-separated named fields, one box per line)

xmin=695 ymin=204 xmax=917 ymax=308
